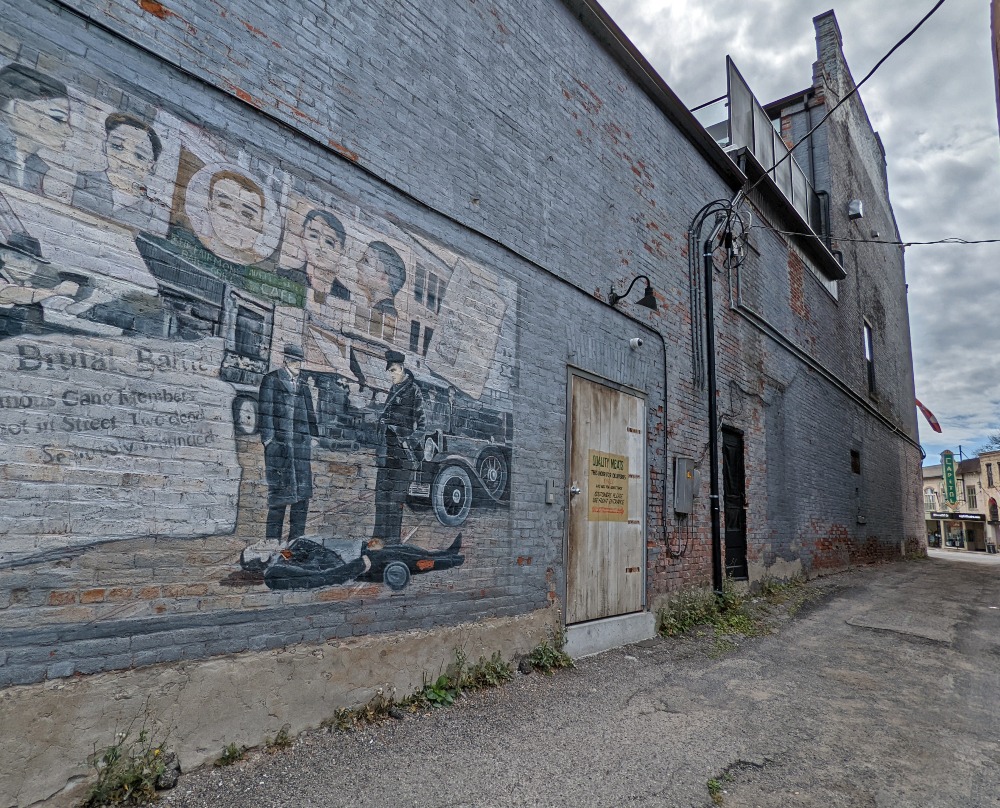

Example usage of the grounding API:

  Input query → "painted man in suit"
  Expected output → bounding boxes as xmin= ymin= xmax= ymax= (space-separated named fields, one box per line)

xmin=371 ymin=349 xmax=425 ymax=548
xmin=258 ymin=344 xmax=318 ymax=549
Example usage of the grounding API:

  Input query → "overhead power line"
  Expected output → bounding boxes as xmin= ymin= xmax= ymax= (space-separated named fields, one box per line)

xmin=751 ymin=224 xmax=1000 ymax=247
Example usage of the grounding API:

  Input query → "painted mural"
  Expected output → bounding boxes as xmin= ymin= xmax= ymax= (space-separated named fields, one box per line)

xmin=0 ymin=54 xmax=516 ymax=597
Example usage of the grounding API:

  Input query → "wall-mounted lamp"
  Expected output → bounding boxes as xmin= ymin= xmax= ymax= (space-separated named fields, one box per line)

xmin=608 ymin=274 xmax=658 ymax=311
xmin=848 ymin=200 xmax=864 ymax=220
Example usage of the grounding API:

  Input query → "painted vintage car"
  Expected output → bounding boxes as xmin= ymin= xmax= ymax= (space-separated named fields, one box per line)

xmin=407 ymin=427 xmax=511 ymax=527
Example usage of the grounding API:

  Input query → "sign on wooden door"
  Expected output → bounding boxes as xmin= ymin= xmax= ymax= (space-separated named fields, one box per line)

xmin=567 ymin=375 xmax=645 ymax=624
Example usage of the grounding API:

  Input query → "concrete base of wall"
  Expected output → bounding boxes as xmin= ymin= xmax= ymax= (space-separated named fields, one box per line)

xmin=1 ymin=608 xmax=558 ymax=808
xmin=564 ymin=611 xmax=657 ymax=658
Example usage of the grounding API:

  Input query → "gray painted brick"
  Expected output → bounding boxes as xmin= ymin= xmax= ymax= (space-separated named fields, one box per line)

xmin=46 ymin=661 xmax=76 ymax=679
xmin=0 ymin=0 xmax=920 ymax=688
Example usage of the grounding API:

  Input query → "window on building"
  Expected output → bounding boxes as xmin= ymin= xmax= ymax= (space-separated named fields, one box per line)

xmin=234 ymin=306 xmax=265 ymax=359
xmin=967 ymin=486 xmax=977 ymax=509
xmin=988 ymin=464 xmax=994 ymax=488
xmin=851 ymin=450 xmax=861 ymax=474
xmin=990 ymin=499 xmax=999 ymax=523
xmin=863 ymin=321 xmax=875 ymax=395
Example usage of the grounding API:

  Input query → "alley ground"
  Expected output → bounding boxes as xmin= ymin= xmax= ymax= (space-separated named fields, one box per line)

xmin=158 ymin=552 xmax=1000 ymax=808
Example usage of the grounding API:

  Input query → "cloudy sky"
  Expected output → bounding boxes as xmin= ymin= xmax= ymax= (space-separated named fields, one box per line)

xmin=600 ymin=0 xmax=998 ymax=464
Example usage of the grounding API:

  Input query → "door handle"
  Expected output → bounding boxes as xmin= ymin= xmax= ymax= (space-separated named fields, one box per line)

xmin=570 ymin=484 xmax=582 ymax=496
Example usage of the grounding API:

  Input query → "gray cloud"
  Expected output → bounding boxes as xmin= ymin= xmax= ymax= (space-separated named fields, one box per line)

xmin=602 ymin=0 xmax=1000 ymax=460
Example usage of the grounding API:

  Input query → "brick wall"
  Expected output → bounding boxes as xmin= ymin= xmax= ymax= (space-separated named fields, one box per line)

xmin=0 ymin=0 xmax=920 ymax=704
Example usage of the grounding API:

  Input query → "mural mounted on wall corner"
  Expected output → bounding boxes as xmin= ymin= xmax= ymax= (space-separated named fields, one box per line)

xmin=0 ymin=53 xmax=515 ymax=596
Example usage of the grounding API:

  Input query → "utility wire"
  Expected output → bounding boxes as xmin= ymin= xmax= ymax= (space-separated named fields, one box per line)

xmin=751 ymin=223 xmax=1000 ymax=247
xmin=737 ymin=0 xmax=948 ymax=202
xmin=691 ymin=93 xmax=727 ymax=112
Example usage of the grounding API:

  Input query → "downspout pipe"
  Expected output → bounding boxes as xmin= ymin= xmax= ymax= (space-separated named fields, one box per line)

xmin=703 ymin=231 xmax=725 ymax=595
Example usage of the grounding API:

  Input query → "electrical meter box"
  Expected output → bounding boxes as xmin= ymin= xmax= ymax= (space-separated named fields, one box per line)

xmin=674 ymin=456 xmax=696 ymax=515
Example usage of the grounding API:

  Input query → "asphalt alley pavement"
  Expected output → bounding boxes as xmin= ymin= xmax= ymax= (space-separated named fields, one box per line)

xmin=162 ymin=553 xmax=1000 ymax=808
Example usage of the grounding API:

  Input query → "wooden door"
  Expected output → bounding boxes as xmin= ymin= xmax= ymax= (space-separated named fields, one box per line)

xmin=567 ymin=375 xmax=646 ymax=624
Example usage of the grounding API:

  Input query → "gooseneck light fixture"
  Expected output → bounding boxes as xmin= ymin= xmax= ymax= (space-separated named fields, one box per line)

xmin=608 ymin=274 xmax=658 ymax=311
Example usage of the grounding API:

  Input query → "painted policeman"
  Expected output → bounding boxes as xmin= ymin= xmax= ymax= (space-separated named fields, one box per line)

xmin=371 ymin=349 xmax=425 ymax=547
xmin=258 ymin=344 xmax=319 ymax=548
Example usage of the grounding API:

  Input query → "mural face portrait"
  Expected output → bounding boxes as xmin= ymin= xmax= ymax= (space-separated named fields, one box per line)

xmin=300 ymin=208 xmax=355 ymax=303
xmin=184 ymin=163 xmax=282 ymax=264
xmin=0 ymin=65 xmax=71 ymax=165
xmin=356 ymin=241 xmax=405 ymax=312
xmin=208 ymin=172 xmax=265 ymax=252
xmin=104 ymin=117 xmax=160 ymax=194
xmin=387 ymin=362 xmax=405 ymax=386
xmin=6 ymin=96 xmax=70 ymax=153
xmin=303 ymin=215 xmax=343 ymax=273
xmin=356 ymin=247 xmax=384 ymax=295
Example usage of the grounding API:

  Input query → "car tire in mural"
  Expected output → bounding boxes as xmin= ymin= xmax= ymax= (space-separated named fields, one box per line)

xmin=432 ymin=464 xmax=473 ymax=527
xmin=409 ymin=428 xmax=512 ymax=528
xmin=476 ymin=448 xmax=509 ymax=499
xmin=382 ymin=560 xmax=411 ymax=591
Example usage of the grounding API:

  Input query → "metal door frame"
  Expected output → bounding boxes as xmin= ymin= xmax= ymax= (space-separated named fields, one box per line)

xmin=563 ymin=367 xmax=648 ymax=624
xmin=721 ymin=425 xmax=748 ymax=580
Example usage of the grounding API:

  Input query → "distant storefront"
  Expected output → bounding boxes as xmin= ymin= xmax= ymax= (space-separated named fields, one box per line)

xmin=926 ymin=511 xmax=988 ymax=551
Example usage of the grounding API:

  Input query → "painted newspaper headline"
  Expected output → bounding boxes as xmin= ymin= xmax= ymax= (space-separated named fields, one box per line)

xmin=0 ymin=54 xmax=516 ymax=598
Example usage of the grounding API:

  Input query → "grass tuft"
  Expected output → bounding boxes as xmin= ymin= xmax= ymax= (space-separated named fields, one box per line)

xmin=658 ymin=576 xmax=813 ymax=652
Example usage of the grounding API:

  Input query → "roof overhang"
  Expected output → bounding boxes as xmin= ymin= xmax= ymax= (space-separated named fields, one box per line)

xmin=735 ymin=147 xmax=847 ymax=282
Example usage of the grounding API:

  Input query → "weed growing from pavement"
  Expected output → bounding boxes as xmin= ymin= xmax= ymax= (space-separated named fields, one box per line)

xmin=461 ymin=650 xmax=515 ymax=689
xmin=760 ymin=575 xmax=814 ymax=617
xmin=81 ymin=719 xmax=168 ymax=807
xmin=707 ymin=769 xmax=736 ymax=804
xmin=326 ymin=690 xmax=399 ymax=730
xmin=416 ymin=673 xmax=462 ymax=707
xmin=411 ymin=649 xmax=517 ymax=708
xmin=521 ymin=627 xmax=574 ymax=675
xmin=266 ymin=724 xmax=293 ymax=751
xmin=326 ymin=647 xmax=524 ymax=728
xmin=658 ymin=576 xmax=813 ymax=651
xmin=409 ymin=650 xmax=466 ymax=709
xmin=326 ymin=642 xmax=566 ymax=729
xmin=526 ymin=639 xmax=574 ymax=675
xmin=706 ymin=777 xmax=725 ymax=804
xmin=214 ymin=742 xmax=246 ymax=767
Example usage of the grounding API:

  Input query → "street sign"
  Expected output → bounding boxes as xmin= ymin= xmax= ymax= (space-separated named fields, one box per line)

xmin=942 ymin=450 xmax=958 ymax=505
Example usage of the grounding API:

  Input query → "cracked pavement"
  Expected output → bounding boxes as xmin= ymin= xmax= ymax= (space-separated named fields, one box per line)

xmin=160 ymin=552 xmax=1000 ymax=807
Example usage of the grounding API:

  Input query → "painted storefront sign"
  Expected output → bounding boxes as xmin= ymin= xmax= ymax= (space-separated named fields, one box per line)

xmin=941 ymin=451 xmax=957 ymax=505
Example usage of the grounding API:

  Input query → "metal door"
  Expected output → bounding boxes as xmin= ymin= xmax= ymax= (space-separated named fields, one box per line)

xmin=567 ymin=375 xmax=645 ymax=624
xmin=722 ymin=428 xmax=748 ymax=579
